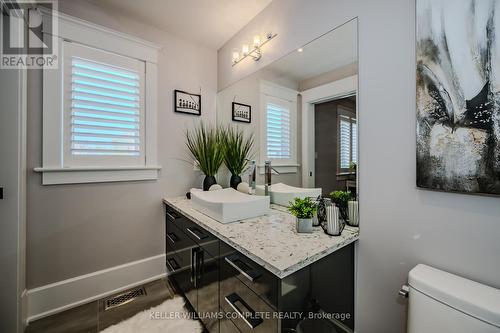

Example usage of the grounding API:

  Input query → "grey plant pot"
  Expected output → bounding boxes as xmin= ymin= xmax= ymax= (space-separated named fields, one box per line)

xmin=296 ymin=218 xmax=313 ymax=233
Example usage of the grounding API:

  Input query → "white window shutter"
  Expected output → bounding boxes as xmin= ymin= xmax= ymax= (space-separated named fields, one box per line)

xmin=339 ymin=112 xmax=357 ymax=171
xmin=266 ymin=103 xmax=291 ymax=159
xmin=339 ymin=116 xmax=351 ymax=169
xmin=70 ymin=58 xmax=142 ymax=156
xmin=63 ymin=41 xmax=145 ymax=167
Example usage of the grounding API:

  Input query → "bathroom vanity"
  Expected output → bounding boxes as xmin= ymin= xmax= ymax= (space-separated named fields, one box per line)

xmin=163 ymin=197 xmax=358 ymax=332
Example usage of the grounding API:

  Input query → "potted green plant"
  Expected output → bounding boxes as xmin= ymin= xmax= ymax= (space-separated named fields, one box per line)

xmin=222 ymin=126 xmax=254 ymax=189
xmin=349 ymin=161 xmax=357 ymax=173
xmin=185 ymin=123 xmax=225 ymax=191
xmin=288 ymin=197 xmax=318 ymax=233
xmin=329 ymin=190 xmax=353 ymax=222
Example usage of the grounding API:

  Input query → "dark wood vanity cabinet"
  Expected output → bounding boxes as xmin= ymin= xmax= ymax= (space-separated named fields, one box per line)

xmin=165 ymin=203 xmax=355 ymax=333
xmin=166 ymin=205 xmax=219 ymax=332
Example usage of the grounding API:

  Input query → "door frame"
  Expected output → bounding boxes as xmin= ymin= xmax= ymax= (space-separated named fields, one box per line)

xmin=300 ymin=75 xmax=358 ymax=188
xmin=0 ymin=67 xmax=27 ymax=332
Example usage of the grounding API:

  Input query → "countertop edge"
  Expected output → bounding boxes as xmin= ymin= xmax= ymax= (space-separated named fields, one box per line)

xmin=163 ymin=197 xmax=359 ymax=279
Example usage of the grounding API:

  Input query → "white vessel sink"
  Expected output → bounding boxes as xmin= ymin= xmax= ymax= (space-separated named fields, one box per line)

xmin=255 ymin=183 xmax=322 ymax=207
xmin=191 ymin=188 xmax=270 ymax=223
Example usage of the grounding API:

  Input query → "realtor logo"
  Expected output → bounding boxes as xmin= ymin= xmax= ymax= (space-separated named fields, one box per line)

xmin=1 ymin=0 xmax=58 ymax=69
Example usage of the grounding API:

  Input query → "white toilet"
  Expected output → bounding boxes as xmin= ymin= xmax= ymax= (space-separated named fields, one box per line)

xmin=407 ymin=264 xmax=500 ymax=332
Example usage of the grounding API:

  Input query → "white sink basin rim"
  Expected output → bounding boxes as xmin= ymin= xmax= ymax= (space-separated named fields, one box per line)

xmin=191 ymin=188 xmax=270 ymax=223
xmin=255 ymin=183 xmax=322 ymax=206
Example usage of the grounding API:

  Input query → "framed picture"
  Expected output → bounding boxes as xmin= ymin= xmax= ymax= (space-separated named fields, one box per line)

xmin=232 ymin=102 xmax=251 ymax=123
xmin=174 ymin=90 xmax=201 ymax=116
xmin=416 ymin=0 xmax=500 ymax=195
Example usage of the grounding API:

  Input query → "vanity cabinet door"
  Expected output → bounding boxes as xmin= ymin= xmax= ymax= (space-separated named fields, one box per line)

xmin=175 ymin=246 xmax=198 ymax=312
xmin=197 ymin=249 xmax=219 ymax=333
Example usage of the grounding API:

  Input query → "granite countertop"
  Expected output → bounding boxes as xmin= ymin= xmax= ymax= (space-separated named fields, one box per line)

xmin=163 ymin=196 xmax=359 ymax=279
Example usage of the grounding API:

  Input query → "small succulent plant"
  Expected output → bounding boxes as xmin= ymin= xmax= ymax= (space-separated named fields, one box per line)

xmin=288 ymin=197 xmax=318 ymax=219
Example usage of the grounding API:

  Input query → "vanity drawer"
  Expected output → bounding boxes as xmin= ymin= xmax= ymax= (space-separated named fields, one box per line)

xmin=220 ymin=242 xmax=278 ymax=309
xmin=220 ymin=275 xmax=277 ymax=333
xmin=171 ymin=215 xmax=219 ymax=258
xmin=167 ymin=220 xmax=196 ymax=254
xmin=166 ymin=251 xmax=182 ymax=275
xmin=166 ymin=205 xmax=182 ymax=222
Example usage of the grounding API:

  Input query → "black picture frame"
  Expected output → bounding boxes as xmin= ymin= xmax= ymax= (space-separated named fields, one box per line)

xmin=232 ymin=102 xmax=251 ymax=123
xmin=174 ymin=90 xmax=201 ymax=116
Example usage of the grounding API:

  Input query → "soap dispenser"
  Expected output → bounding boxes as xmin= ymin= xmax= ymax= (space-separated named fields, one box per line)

xmin=248 ymin=160 xmax=256 ymax=192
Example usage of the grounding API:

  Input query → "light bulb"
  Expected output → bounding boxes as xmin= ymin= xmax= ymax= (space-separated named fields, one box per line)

xmin=253 ymin=35 xmax=261 ymax=48
xmin=242 ymin=44 xmax=250 ymax=56
xmin=297 ymin=48 xmax=304 ymax=53
xmin=232 ymin=51 xmax=240 ymax=63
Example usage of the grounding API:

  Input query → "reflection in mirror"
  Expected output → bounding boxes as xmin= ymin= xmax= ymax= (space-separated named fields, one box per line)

xmin=217 ymin=19 xmax=358 ymax=225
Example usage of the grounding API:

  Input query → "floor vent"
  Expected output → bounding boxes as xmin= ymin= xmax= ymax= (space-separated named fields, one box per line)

xmin=104 ymin=286 xmax=147 ymax=311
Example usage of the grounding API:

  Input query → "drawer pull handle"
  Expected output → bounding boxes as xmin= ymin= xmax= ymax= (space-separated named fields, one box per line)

xmin=191 ymin=248 xmax=198 ymax=287
xmin=225 ymin=254 xmax=262 ymax=282
xmin=166 ymin=212 xmax=179 ymax=221
xmin=167 ymin=232 xmax=179 ymax=244
xmin=186 ymin=227 xmax=209 ymax=241
xmin=167 ymin=258 xmax=180 ymax=272
xmin=224 ymin=293 xmax=263 ymax=329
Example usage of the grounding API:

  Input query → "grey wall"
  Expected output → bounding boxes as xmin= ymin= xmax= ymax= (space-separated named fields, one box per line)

xmin=27 ymin=0 xmax=217 ymax=288
xmin=314 ymin=98 xmax=355 ymax=194
xmin=218 ymin=0 xmax=500 ymax=332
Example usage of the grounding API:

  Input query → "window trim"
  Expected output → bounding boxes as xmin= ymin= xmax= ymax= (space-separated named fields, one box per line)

xmin=36 ymin=10 xmax=161 ymax=185
xmin=259 ymin=81 xmax=299 ymax=174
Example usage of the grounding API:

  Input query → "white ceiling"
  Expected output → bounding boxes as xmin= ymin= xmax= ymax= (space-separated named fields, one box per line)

xmin=266 ymin=20 xmax=357 ymax=83
xmin=86 ymin=0 xmax=272 ymax=49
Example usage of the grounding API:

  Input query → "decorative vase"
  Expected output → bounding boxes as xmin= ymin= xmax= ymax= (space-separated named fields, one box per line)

xmin=338 ymin=204 xmax=349 ymax=223
xmin=230 ymin=174 xmax=242 ymax=189
xmin=347 ymin=200 xmax=359 ymax=226
xmin=322 ymin=204 xmax=344 ymax=236
xmin=312 ymin=210 xmax=320 ymax=226
xmin=296 ymin=218 xmax=313 ymax=233
xmin=203 ymin=176 xmax=217 ymax=191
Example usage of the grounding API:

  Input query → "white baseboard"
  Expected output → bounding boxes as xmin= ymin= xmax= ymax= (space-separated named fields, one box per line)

xmin=27 ymin=254 xmax=166 ymax=323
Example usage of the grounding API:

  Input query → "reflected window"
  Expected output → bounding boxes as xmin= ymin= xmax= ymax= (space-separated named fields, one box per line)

xmin=266 ymin=101 xmax=291 ymax=159
xmin=338 ymin=107 xmax=357 ymax=173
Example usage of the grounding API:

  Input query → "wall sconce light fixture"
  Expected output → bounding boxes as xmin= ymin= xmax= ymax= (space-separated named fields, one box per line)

xmin=232 ymin=32 xmax=277 ymax=66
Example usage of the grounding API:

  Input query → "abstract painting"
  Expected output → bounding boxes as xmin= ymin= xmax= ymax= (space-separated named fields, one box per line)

xmin=416 ymin=0 xmax=500 ymax=195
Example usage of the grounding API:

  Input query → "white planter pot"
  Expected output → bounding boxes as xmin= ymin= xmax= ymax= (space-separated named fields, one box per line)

xmin=296 ymin=218 xmax=313 ymax=233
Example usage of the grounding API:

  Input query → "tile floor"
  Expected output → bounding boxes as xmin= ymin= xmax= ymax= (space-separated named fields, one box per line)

xmin=25 ymin=278 xmax=190 ymax=333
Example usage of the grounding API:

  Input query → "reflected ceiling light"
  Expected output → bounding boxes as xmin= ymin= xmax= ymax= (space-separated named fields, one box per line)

xmin=242 ymin=44 xmax=250 ymax=56
xmin=232 ymin=32 xmax=277 ymax=66
xmin=232 ymin=50 xmax=240 ymax=63
xmin=297 ymin=48 xmax=304 ymax=52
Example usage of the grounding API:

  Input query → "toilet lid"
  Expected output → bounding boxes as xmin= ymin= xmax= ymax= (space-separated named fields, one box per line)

xmin=409 ymin=264 xmax=500 ymax=328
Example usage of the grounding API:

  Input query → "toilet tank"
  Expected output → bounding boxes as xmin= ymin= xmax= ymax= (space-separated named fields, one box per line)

xmin=407 ymin=264 xmax=500 ymax=333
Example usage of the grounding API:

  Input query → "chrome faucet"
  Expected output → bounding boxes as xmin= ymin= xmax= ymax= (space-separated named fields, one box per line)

xmin=247 ymin=160 xmax=256 ymax=191
xmin=264 ymin=160 xmax=280 ymax=196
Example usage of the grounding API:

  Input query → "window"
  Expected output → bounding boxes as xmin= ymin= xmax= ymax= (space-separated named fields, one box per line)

xmin=266 ymin=100 xmax=291 ymax=160
xmin=37 ymin=11 xmax=160 ymax=185
xmin=64 ymin=42 xmax=145 ymax=167
xmin=338 ymin=108 xmax=357 ymax=173
xmin=260 ymin=81 xmax=298 ymax=173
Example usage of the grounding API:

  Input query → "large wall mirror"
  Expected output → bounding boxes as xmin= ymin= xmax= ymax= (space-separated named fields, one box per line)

xmin=217 ymin=18 xmax=358 ymax=221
